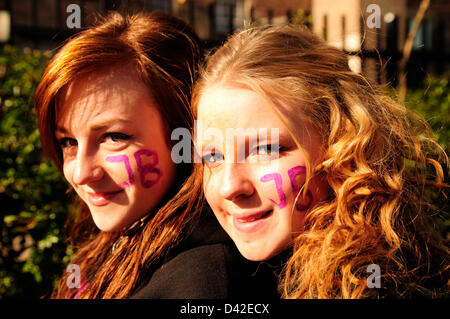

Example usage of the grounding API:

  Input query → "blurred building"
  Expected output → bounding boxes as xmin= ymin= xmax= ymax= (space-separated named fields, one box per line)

xmin=0 ymin=0 xmax=448 ymax=87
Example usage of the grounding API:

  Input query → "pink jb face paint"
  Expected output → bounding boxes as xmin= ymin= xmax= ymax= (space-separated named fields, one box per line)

xmin=106 ymin=149 xmax=162 ymax=189
xmin=260 ymin=173 xmax=287 ymax=209
xmin=106 ymin=154 xmax=135 ymax=187
xmin=134 ymin=149 xmax=162 ymax=188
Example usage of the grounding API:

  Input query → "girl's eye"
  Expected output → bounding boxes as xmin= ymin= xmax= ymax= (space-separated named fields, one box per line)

xmin=59 ymin=137 xmax=78 ymax=149
xmin=257 ymin=144 xmax=276 ymax=155
xmin=252 ymin=144 xmax=289 ymax=160
xmin=255 ymin=144 xmax=284 ymax=156
xmin=58 ymin=137 xmax=78 ymax=158
xmin=202 ymin=150 xmax=224 ymax=166
xmin=102 ymin=133 xmax=132 ymax=144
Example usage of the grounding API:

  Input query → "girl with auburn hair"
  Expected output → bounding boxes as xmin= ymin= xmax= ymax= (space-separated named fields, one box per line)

xmin=192 ymin=24 xmax=449 ymax=298
xmin=34 ymin=11 xmax=274 ymax=299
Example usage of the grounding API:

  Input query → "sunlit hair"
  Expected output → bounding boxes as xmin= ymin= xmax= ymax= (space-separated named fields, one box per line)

xmin=191 ymin=25 xmax=449 ymax=298
xmin=34 ymin=11 xmax=203 ymax=298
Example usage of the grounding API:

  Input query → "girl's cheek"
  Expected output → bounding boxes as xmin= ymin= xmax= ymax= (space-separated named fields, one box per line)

xmin=260 ymin=172 xmax=287 ymax=209
xmin=202 ymin=170 xmax=218 ymax=205
xmin=258 ymin=165 xmax=311 ymax=211
xmin=106 ymin=154 xmax=135 ymax=187
xmin=258 ymin=163 xmax=290 ymax=209
xmin=62 ymin=160 xmax=75 ymax=184
xmin=105 ymin=149 xmax=162 ymax=189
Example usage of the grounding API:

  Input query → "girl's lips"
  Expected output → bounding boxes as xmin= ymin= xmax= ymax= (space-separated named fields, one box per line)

xmin=232 ymin=210 xmax=273 ymax=233
xmin=87 ymin=190 xmax=123 ymax=206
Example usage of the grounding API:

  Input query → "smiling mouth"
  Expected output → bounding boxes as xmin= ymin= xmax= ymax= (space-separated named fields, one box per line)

xmin=237 ymin=210 xmax=273 ymax=222
xmin=233 ymin=210 xmax=273 ymax=233
xmin=87 ymin=189 xmax=124 ymax=206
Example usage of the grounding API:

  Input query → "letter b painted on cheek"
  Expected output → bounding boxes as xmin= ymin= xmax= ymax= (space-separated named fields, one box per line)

xmin=134 ymin=149 xmax=162 ymax=188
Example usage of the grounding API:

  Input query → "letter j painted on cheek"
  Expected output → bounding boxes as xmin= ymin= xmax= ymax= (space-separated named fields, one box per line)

xmin=260 ymin=173 xmax=287 ymax=209
xmin=106 ymin=154 xmax=134 ymax=187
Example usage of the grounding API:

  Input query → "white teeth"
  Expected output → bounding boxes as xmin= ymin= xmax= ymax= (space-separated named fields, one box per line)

xmin=236 ymin=210 xmax=272 ymax=223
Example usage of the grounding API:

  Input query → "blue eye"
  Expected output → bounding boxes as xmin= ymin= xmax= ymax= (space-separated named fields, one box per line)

xmin=256 ymin=144 xmax=284 ymax=155
xmin=257 ymin=144 xmax=276 ymax=155
xmin=202 ymin=151 xmax=224 ymax=165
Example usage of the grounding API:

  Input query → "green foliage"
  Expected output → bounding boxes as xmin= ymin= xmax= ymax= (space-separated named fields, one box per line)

xmin=405 ymin=72 xmax=450 ymax=238
xmin=405 ymin=72 xmax=450 ymax=154
xmin=0 ymin=45 xmax=72 ymax=298
xmin=293 ymin=9 xmax=313 ymax=28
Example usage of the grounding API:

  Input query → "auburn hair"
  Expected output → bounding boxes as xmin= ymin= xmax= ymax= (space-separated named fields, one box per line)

xmin=34 ymin=11 xmax=204 ymax=298
xmin=191 ymin=25 xmax=449 ymax=298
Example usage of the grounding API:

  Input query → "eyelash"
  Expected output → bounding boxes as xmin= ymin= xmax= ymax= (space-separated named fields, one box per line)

xmin=202 ymin=150 xmax=224 ymax=165
xmin=102 ymin=132 xmax=132 ymax=143
xmin=253 ymin=144 xmax=288 ymax=156
xmin=59 ymin=137 xmax=77 ymax=149
xmin=201 ymin=144 xmax=289 ymax=165
xmin=58 ymin=133 xmax=132 ymax=149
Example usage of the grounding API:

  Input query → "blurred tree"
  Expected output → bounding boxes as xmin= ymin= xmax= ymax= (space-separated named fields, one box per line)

xmin=0 ymin=45 xmax=72 ymax=298
xmin=293 ymin=9 xmax=312 ymax=29
xmin=405 ymin=72 xmax=450 ymax=239
xmin=406 ymin=72 xmax=449 ymax=154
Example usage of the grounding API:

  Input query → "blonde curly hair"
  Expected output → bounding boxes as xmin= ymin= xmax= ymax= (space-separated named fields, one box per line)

xmin=192 ymin=25 xmax=449 ymax=298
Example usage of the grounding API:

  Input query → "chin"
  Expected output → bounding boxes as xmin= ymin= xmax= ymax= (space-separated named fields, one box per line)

xmin=91 ymin=214 xmax=125 ymax=233
xmin=239 ymin=241 xmax=288 ymax=261
xmin=238 ymin=246 xmax=273 ymax=262
xmin=94 ymin=222 xmax=121 ymax=233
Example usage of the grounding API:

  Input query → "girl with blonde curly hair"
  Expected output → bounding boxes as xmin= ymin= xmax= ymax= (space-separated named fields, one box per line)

xmin=191 ymin=24 xmax=449 ymax=298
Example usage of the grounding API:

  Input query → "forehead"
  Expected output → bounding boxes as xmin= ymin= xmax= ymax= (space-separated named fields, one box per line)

xmin=196 ymin=84 xmax=325 ymax=161
xmin=197 ymin=85 xmax=283 ymax=130
xmin=56 ymin=68 xmax=155 ymax=127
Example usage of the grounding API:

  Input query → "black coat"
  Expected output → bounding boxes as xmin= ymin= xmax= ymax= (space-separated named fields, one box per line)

xmin=130 ymin=210 xmax=285 ymax=299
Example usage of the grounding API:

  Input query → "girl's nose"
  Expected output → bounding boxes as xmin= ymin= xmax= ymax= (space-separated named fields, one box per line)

xmin=72 ymin=146 xmax=104 ymax=185
xmin=219 ymin=162 xmax=255 ymax=202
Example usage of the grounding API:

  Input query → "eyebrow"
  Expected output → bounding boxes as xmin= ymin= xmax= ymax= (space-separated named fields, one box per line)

xmin=55 ymin=118 xmax=133 ymax=134
xmin=199 ymin=129 xmax=292 ymax=152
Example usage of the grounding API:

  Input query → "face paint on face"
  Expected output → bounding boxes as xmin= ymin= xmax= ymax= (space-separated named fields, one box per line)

xmin=197 ymin=85 xmax=329 ymax=261
xmin=106 ymin=149 xmax=163 ymax=189
xmin=55 ymin=69 xmax=175 ymax=232
xmin=106 ymin=154 xmax=135 ymax=187
xmin=287 ymin=165 xmax=313 ymax=211
xmin=134 ymin=149 xmax=162 ymax=189
xmin=260 ymin=173 xmax=287 ymax=209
